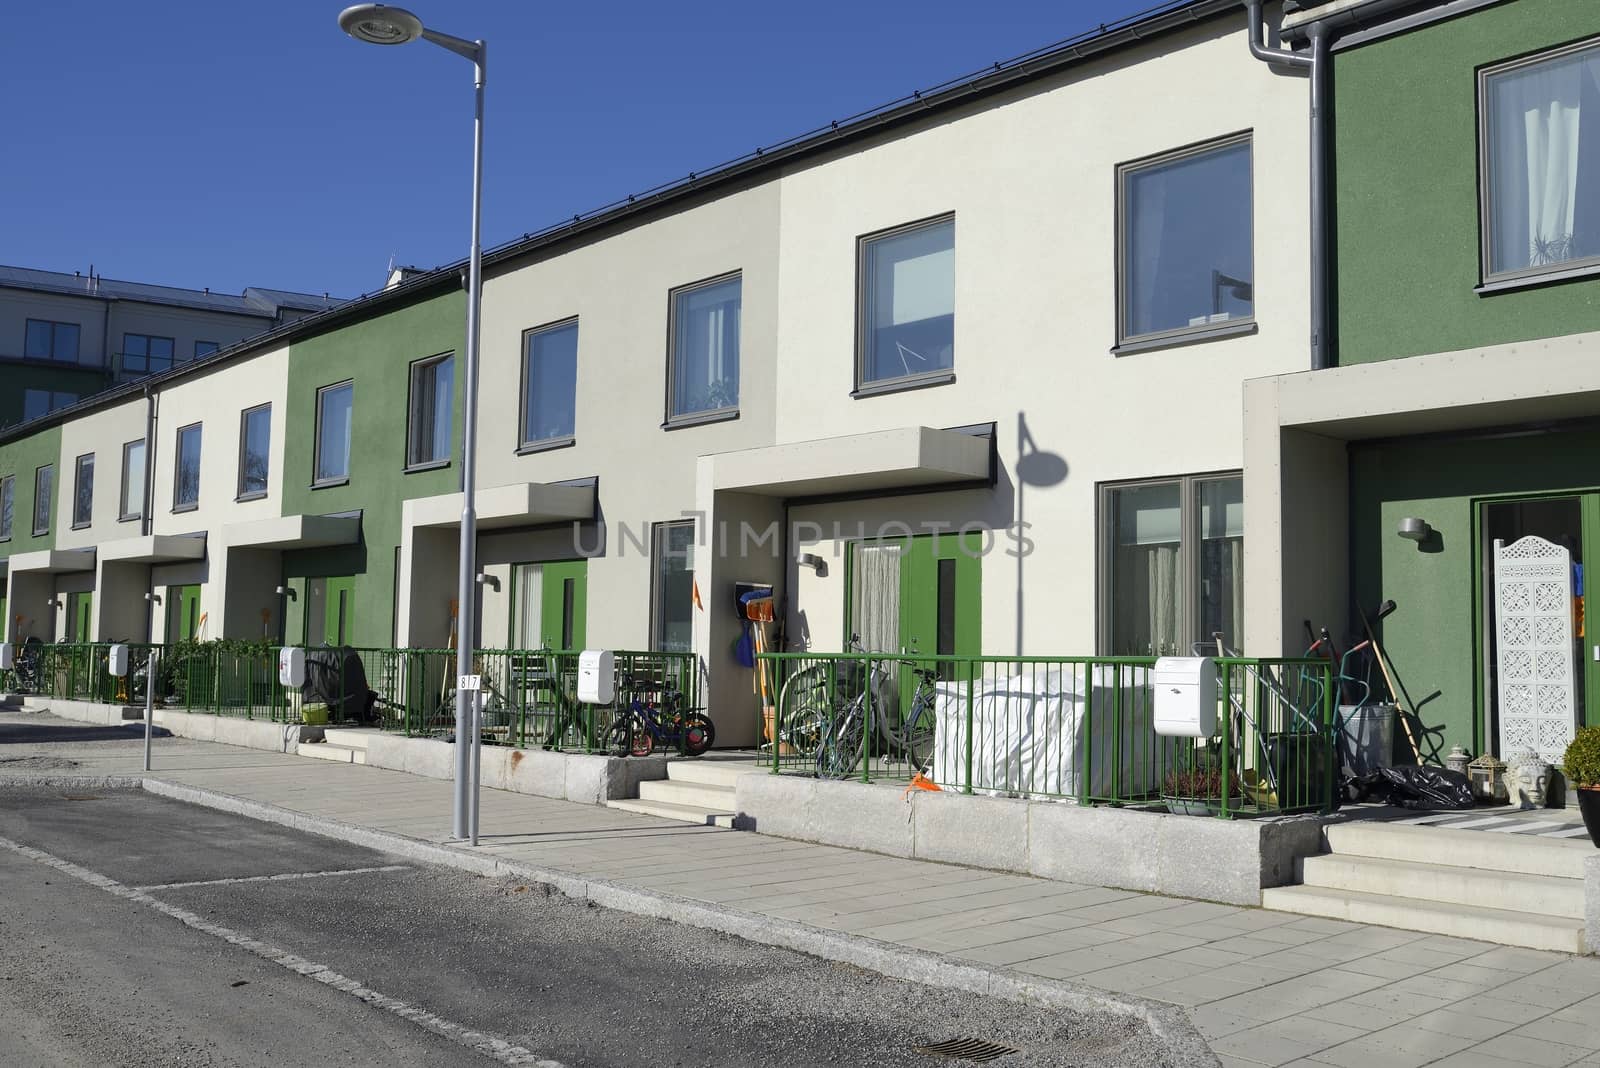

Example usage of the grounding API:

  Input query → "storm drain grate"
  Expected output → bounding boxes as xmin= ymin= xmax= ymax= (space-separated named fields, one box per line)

xmin=913 ymin=1037 xmax=1022 ymax=1063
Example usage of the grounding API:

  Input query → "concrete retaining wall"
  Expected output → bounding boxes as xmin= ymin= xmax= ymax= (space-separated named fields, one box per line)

xmin=734 ymin=774 xmax=1324 ymax=906
xmin=358 ymin=732 xmax=669 ymax=806
xmin=40 ymin=698 xmax=317 ymax=753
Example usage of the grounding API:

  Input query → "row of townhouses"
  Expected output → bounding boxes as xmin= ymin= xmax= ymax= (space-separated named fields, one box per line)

xmin=0 ymin=0 xmax=1594 ymax=760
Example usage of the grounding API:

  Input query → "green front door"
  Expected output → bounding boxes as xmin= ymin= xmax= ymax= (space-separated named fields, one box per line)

xmin=847 ymin=532 xmax=982 ymax=660
xmin=304 ymin=576 xmax=356 ymax=646
xmin=165 ymin=585 xmax=201 ymax=642
xmin=66 ymin=592 xmax=92 ymax=642
xmin=539 ymin=561 xmax=587 ymax=650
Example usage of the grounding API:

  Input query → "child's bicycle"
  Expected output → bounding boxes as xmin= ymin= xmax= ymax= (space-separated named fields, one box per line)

xmin=606 ymin=677 xmax=715 ymax=757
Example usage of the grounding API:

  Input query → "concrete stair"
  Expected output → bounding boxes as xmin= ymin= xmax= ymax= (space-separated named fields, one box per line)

xmin=605 ymin=758 xmax=761 ymax=828
xmin=298 ymin=727 xmax=376 ymax=766
xmin=1263 ymin=820 xmax=1591 ymax=953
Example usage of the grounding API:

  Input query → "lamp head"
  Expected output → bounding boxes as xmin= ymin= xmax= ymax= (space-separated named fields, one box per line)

xmin=338 ymin=4 xmax=423 ymax=45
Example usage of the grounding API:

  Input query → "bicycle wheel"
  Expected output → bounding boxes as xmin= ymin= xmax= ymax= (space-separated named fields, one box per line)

xmin=815 ymin=704 xmax=865 ymax=780
xmin=606 ymin=713 xmax=654 ymax=758
xmin=902 ymin=685 xmax=938 ymax=773
xmin=785 ymin=708 xmax=826 ymax=758
xmin=680 ymin=713 xmax=715 ymax=757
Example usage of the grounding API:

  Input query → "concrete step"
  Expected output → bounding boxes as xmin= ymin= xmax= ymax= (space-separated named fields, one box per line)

xmin=1300 ymin=853 xmax=1584 ymax=920
xmin=300 ymin=742 xmax=366 ymax=765
xmin=665 ymin=759 xmax=764 ymax=789
xmin=606 ymin=797 xmax=735 ymax=828
xmin=322 ymin=728 xmax=378 ymax=751
xmin=1262 ymin=884 xmax=1586 ymax=954
xmin=1325 ymin=820 xmax=1590 ymax=879
xmin=638 ymin=778 xmax=736 ymax=811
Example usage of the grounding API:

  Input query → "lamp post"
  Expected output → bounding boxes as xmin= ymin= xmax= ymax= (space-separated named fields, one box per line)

xmin=338 ymin=4 xmax=486 ymax=844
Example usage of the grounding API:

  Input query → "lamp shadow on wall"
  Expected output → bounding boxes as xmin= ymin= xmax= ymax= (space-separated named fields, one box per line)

xmin=1014 ymin=412 xmax=1068 ymax=656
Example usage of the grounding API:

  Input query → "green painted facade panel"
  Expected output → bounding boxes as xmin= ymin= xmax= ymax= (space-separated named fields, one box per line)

xmin=1351 ymin=428 xmax=1600 ymax=757
xmin=281 ymin=291 xmax=464 ymax=648
xmin=0 ymin=422 xmax=62 ymax=559
xmin=0 ymin=364 xmax=112 ymax=433
xmin=1332 ymin=0 xmax=1600 ymax=365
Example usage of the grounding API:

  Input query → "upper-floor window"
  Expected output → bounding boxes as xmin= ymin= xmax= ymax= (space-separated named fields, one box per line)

xmin=521 ymin=319 xmax=579 ymax=451
xmin=315 ymin=381 xmax=353 ymax=485
xmin=667 ymin=274 xmax=741 ymax=424
xmin=857 ymin=215 xmax=955 ymax=392
xmin=25 ymin=319 xmax=80 ymax=363
xmin=32 ymin=464 xmax=52 ymax=536
xmin=1117 ymin=134 xmax=1253 ymax=349
xmin=173 ymin=423 xmax=202 ymax=510
xmin=1481 ymin=38 xmax=1600 ymax=284
xmin=0 ymin=475 xmax=13 ymax=540
xmin=238 ymin=403 xmax=271 ymax=500
xmin=406 ymin=352 xmax=454 ymax=469
xmin=72 ymin=453 xmax=94 ymax=528
xmin=22 ymin=389 xmax=77 ymax=422
xmin=123 ymin=333 xmax=175 ymax=375
xmin=195 ymin=340 xmax=220 ymax=358
xmin=120 ymin=439 xmax=146 ymax=521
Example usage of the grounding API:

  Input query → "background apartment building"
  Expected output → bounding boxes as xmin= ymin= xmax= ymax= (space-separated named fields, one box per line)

xmin=0 ymin=263 xmax=341 ymax=430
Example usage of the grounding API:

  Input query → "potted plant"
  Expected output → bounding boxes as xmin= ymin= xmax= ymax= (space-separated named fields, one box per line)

xmin=1562 ymin=726 xmax=1600 ymax=846
xmin=1161 ymin=766 xmax=1236 ymax=816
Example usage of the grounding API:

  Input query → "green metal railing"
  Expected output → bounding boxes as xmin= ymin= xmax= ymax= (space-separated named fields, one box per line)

xmin=756 ymin=651 xmax=1336 ymax=817
xmin=8 ymin=640 xmax=700 ymax=753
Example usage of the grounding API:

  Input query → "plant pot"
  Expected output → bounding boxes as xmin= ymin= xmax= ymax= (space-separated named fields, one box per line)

xmin=1577 ymin=786 xmax=1600 ymax=848
xmin=1162 ymin=796 xmax=1214 ymax=816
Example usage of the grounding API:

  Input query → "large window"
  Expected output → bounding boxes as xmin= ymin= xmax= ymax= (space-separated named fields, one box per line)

xmin=1100 ymin=473 xmax=1243 ymax=657
xmin=521 ymin=319 xmax=579 ymax=450
xmin=238 ymin=403 xmax=271 ymax=499
xmin=120 ymin=440 xmax=146 ymax=520
xmin=22 ymin=389 xmax=78 ymax=422
xmin=315 ymin=381 xmax=354 ymax=485
xmin=72 ymin=453 xmax=94 ymax=528
xmin=667 ymin=274 xmax=741 ymax=423
xmin=0 ymin=475 xmax=13 ymax=540
xmin=122 ymin=333 xmax=176 ymax=375
xmin=650 ymin=521 xmax=696 ymax=653
xmin=1117 ymin=134 xmax=1253 ymax=348
xmin=25 ymin=319 xmax=80 ymax=363
xmin=1481 ymin=39 xmax=1600 ymax=283
xmin=407 ymin=352 xmax=455 ymax=468
xmin=32 ymin=464 xmax=52 ymax=536
xmin=857 ymin=215 xmax=955 ymax=391
xmin=173 ymin=423 xmax=202 ymax=510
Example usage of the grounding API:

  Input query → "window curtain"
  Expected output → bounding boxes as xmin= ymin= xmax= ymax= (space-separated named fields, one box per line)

xmin=851 ymin=543 xmax=902 ymax=654
xmin=514 ymin=564 xmax=542 ymax=649
xmin=1126 ymin=169 xmax=1167 ymax=336
xmin=1492 ymin=52 xmax=1600 ymax=270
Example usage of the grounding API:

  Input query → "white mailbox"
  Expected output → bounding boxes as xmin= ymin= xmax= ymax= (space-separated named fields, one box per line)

xmin=1153 ymin=656 xmax=1217 ymax=738
xmin=0 ymin=643 xmax=12 ymax=671
xmin=278 ymin=646 xmax=306 ymax=688
xmin=108 ymin=644 xmax=131 ymax=677
xmin=577 ymin=650 xmax=615 ymax=705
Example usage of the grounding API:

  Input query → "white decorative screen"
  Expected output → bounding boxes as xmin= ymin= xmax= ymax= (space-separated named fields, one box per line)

xmin=1494 ymin=535 xmax=1576 ymax=761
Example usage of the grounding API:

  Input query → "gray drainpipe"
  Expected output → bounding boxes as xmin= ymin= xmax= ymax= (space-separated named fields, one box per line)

xmin=1244 ymin=0 xmax=1328 ymax=371
xmin=141 ymin=385 xmax=157 ymax=538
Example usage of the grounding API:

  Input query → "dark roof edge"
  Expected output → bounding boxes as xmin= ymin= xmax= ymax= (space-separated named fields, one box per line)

xmin=0 ymin=0 xmax=1235 ymax=448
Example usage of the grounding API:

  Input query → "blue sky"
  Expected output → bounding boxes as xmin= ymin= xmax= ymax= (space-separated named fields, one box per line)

xmin=2 ymin=0 xmax=1159 ymax=300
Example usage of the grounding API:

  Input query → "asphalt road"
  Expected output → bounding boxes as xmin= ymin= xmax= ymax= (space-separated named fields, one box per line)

xmin=0 ymin=787 xmax=1178 ymax=1067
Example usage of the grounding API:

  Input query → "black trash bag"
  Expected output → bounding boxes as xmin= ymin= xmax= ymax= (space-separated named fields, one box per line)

xmin=302 ymin=646 xmax=380 ymax=725
xmin=1348 ymin=765 xmax=1474 ymax=809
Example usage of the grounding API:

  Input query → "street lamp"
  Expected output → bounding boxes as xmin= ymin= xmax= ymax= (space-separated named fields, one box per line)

xmin=338 ymin=4 xmax=486 ymax=845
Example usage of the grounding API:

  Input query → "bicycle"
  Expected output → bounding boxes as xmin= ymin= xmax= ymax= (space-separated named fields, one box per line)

xmin=606 ymin=677 xmax=714 ymax=758
xmin=781 ymin=637 xmax=941 ymax=779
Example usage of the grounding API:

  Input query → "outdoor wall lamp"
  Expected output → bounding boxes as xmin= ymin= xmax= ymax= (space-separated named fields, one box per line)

xmin=1397 ymin=517 xmax=1432 ymax=542
xmin=144 ymin=592 xmax=162 ymax=606
xmin=274 ymin=585 xmax=297 ymax=601
xmin=476 ymin=573 xmax=501 ymax=592
xmin=797 ymin=553 xmax=824 ymax=571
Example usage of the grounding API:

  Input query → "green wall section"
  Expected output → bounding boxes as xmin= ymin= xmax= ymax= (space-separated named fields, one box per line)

xmin=281 ymin=290 xmax=464 ymax=648
xmin=0 ymin=422 xmax=62 ymax=557
xmin=1351 ymin=428 xmax=1600 ymax=757
xmin=1332 ymin=0 xmax=1600 ymax=365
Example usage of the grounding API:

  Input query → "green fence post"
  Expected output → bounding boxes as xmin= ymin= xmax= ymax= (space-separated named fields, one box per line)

xmin=1219 ymin=662 xmax=1233 ymax=819
xmin=963 ymin=658 xmax=975 ymax=795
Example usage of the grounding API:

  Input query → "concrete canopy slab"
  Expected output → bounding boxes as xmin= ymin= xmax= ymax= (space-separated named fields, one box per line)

xmin=708 ymin=426 xmax=991 ymax=497
xmin=403 ymin=481 xmax=595 ymax=531
xmin=6 ymin=548 xmax=97 ymax=574
xmin=98 ymin=534 xmax=207 ymax=564
xmin=224 ymin=514 xmax=361 ymax=550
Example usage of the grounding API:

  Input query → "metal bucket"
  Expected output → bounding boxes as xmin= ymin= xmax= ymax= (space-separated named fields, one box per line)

xmin=1337 ymin=702 xmax=1396 ymax=778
